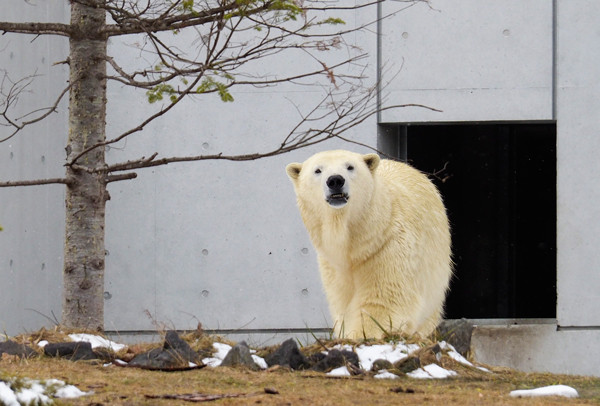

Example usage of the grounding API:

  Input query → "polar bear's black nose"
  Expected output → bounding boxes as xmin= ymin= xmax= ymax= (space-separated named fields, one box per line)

xmin=327 ymin=175 xmax=345 ymax=190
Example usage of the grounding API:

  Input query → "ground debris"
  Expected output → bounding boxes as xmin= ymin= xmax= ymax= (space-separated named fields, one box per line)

xmin=145 ymin=391 xmax=249 ymax=402
xmin=390 ymin=386 xmax=419 ymax=394
xmin=264 ymin=387 xmax=279 ymax=394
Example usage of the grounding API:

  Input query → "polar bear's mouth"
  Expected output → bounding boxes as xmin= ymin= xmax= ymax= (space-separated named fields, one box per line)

xmin=327 ymin=193 xmax=349 ymax=207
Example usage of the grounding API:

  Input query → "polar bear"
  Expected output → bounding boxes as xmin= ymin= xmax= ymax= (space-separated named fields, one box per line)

xmin=286 ymin=150 xmax=452 ymax=339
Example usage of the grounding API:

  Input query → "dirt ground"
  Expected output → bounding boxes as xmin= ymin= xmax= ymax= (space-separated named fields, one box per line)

xmin=2 ymin=355 xmax=600 ymax=405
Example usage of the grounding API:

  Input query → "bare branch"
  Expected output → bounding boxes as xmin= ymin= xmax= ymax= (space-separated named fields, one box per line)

xmin=66 ymin=71 xmax=205 ymax=166
xmin=77 ymin=44 xmax=366 ymax=164
xmin=99 ymin=1 xmax=272 ymax=37
xmin=0 ymin=177 xmax=69 ymax=187
xmin=0 ymin=70 xmax=70 ymax=143
xmin=0 ymin=22 xmax=71 ymax=37
xmin=106 ymin=172 xmax=137 ymax=183
xmin=99 ymin=86 xmax=442 ymax=174
xmin=5 ymin=0 xmax=433 ymax=179
xmin=65 ymin=1 xmax=421 ymax=170
xmin=0 ymin=167 xmax=135 ymax=189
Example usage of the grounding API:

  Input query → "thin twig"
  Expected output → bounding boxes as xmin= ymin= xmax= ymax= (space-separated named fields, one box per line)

xmin=0 ymin=177 xmax=69 ymax=187
xmin=106 ymin=172 xmax=138 ymax=183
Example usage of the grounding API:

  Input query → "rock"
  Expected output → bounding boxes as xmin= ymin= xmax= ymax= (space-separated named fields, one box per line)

xmin=128 ymin=330 xmax=202 ymax=370
xmin=0 ymin=340 xmax=37 ymax=359
xmin=44 ymin=342 xmax=98 ymax=361
xmin=312 ymin=349 xmax=360 ymax=372
xmin=340 ymin=350 xmax=360 ymax=368
xmin=371 ymin=359 xmax=394 ymax=372
xmin=164 ymin=330 xmax=202 ymax=365
xmin=308 ymin=351 xmax=327 ymax=364
xmin=394 ymin=355 xmax=421 ymax=373
xmin=220 ymin=341 xmax=260 ymax=370
xmin=437 ymin=318 xmax=474 ymax=356
xmin=412 ymin=343 xmax=442 ymax=366
xmin=264 ymin=338 xmax=311 ymax=370
xmin=129 ymin=348 xmax=186 ymax=370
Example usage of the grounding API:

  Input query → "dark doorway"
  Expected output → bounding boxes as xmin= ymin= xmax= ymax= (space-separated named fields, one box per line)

xmin=379 ymin=123 xmax=557 ymax=319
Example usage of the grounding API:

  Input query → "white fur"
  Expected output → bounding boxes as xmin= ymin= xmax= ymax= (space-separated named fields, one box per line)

xmin=286 ymin=150 xmax=452 ymax=339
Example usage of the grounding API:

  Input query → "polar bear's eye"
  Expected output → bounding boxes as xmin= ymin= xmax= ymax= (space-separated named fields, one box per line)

xmin=315 ymin=168 xmax=322 ymax=174
xmin=347 ymin=165 xmax=354 ymax=171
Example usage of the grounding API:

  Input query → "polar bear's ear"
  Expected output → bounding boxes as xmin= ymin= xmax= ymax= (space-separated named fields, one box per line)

xmin=363 ymin=153 xmax=380 ymax=173
xmin=286 ymin=163 xmax=303 ymax=181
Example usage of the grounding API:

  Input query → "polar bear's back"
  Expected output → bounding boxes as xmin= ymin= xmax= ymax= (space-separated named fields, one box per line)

xmin=377 ymin=159 xmax=449 ymax=234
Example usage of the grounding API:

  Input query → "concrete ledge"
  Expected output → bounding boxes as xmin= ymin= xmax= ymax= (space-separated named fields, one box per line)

xmin=471 ymin=323 xmax=600 ymax=377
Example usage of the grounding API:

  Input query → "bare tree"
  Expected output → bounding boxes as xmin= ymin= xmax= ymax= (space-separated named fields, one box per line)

xmin=0 ymin=0 xmax=427 ymax=331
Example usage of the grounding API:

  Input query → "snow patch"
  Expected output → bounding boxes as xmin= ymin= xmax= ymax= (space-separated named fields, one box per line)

xmin=327 ymin=366 xmax=351 ymax=377
xmin=510 ymin=385 xmax=579 ymax=398
xmin=355 ymin=342 xmax=419 ymax=371
xmin=202 ymin=342 xmax=232 ymax=367
xmin=374 ymin=370 xmax=399 ymax=379
xmin=252 ymin=354 xmax=268 ymax=370
xmin=0 ymin=377 xmax=89 ymax=405
xmin=439 ymin=341 xmax=473 ymax=367
xmin=408 ymin=363 xmax=457 ymax=379
xmin=54 ymin=384 xmax=90 ymax=399
xmin=0 ymin=382 xmax=19 ymax=406
xmin=68 ymin=333 xmax=127 ymax=352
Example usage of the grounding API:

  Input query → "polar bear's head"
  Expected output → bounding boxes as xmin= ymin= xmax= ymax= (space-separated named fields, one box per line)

xmin=286 ymin=150 xmax=380 ymax=211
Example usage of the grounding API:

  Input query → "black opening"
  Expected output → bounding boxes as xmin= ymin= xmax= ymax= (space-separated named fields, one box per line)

xmin=379 ymin=123 xmax=557 ymax=319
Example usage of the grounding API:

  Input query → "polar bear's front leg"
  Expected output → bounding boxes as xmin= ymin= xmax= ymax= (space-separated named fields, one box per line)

xmin=343 ymin=300 xmax=394 ymax=339
xmin=317 ymin=257 xmax=355 ymax=336
xmin=343 ymin=280 xmax=420 ymax=339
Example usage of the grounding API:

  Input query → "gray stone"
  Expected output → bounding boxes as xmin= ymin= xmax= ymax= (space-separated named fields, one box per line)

xmin=312 ymin=349 xmax=359 ymax=372
xmin=220 ymin=341 xmax=260 ymax=370
xmin=164 ymin=330 xmax=202 ymax=365
xmin=128 ymin=347 xmax=188 ymax=370
xmin=394 ymin=355 xmax=421 ymax=373
xmin=370 ymin=359 xmax=394 ymax=372
xmin=44 ymin=341 xmax=98 ymax=361
xmin=437 ymin=318 xmax=474 ymax=356
xmin=0 ymin=340 xmax=37 ymax=359
xmin=128 ymin=330 xmax=202 ymax=370
xmin=264 ymin=338 xmax=311 ymax=370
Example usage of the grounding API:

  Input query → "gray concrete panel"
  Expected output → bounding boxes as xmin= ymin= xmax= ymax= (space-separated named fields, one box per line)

xmin=379 ymin=0 xmax=553 ymax=122
xmin=556 ymin=0 xmax=600 ymax=327
xmin=472 ymin=323 xmax=600 ymax=377
xmin=0 ymin=2 xmax=69 ymax=334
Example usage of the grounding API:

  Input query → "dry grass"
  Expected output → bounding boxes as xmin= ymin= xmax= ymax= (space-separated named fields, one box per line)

xmin=1 ymin=330 xmax=599 ymax=405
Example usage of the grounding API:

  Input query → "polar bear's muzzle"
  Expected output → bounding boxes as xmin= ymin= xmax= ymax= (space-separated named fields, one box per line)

xmin=325 ymin=174 xmax=349 ymax=208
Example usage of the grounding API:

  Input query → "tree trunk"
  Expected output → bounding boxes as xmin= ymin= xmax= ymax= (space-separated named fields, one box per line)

xmin=62 ymin=2 xmax=107 ymax=331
